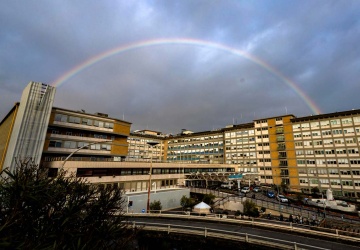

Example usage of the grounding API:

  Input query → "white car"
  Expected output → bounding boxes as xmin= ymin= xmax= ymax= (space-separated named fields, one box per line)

xmin=276 ymin=194 xmax=288 ymax=203
xmin=241 ymin=187 xmax=250 ymax=193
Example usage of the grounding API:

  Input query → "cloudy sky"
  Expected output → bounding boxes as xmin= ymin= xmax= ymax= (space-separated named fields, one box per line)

xmin=1 ymin=1 xmax=359 ymax=134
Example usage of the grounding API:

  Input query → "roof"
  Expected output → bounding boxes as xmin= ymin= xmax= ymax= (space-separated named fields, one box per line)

xmin=194 ymin=201 xmax=211 ymax=209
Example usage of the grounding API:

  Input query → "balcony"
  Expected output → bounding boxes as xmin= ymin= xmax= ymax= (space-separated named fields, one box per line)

xmin=276 ymin=137 xmax=285 ymax=142
xmin=276 ymin=128 xmax=284 ymax=134
xmin=278 ymin=154 xmax=287 ymax=159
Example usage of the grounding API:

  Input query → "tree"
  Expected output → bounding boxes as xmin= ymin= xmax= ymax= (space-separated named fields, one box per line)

xmin=0 ymin=160 xmax=137 ymax=249
xmin=243 ymin=200 xmax=259 ymax=217
xmin=202 ymin=193 xmax=215 ymax=205
xmin=180 ymin=195 xmax=191 ymax=209
xmin=150 ymin=200 xmax=162 ymax=212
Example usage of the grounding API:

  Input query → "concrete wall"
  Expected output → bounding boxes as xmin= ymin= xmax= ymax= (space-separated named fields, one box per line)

xmin=124 ymin=188 xmax=190 ymax=213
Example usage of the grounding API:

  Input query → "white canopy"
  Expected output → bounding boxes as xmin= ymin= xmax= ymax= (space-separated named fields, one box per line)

xmin=193 ymin=202 xmax=211 ymax=214
xmin=194 ymin=202 xmax=211 ymax=209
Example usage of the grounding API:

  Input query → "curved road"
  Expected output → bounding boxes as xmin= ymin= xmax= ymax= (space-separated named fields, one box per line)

xmin=130 ymin=217 xmax=360 ymax=250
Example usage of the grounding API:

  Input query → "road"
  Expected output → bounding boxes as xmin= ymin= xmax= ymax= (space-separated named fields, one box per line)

xmin=129 ymin=216 xmax=360 ymax=250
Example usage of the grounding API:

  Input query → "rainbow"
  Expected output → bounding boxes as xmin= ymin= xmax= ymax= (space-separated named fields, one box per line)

xmin=51 ymin=38 xmax=321 ymax=114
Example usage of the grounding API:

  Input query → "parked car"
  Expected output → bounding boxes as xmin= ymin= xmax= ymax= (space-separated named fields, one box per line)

xmin=253 ymin=186 xmax=260 ymax=192
xmin=241 ymin=187 xmax=250 ymax=193
xmin=276 ymin=194 xmax=288 ymax=203
xmin=267 ymin=191 xmax=275 ymax=198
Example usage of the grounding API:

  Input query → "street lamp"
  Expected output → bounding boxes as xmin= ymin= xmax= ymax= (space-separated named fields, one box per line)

xmin=146 ymin=141 xmax=159 ymax=213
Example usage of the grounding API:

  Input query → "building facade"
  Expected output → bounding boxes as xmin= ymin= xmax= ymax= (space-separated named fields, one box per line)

xmin=1 ymin=82 xmax=360 ymax=198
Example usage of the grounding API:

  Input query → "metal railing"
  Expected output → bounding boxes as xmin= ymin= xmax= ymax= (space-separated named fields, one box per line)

xmin=127 ymin=212 xmax=360 ymax=246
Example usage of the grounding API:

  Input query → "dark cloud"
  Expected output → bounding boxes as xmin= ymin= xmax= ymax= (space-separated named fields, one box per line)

xmin=1 ymin=0 xmax=360 ymax=134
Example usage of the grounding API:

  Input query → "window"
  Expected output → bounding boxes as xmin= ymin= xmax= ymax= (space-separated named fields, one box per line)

xmin=301 ymin=123 xmax=310 ymax=129
xmin=342 ymin=118 xmax=352 ymax=124
xmin=64 ymin=141 xmax=76 ymax=149
xmin=310 ymin=122 xmax=319 ymax=128
xmin=54 ymin=114 xmax=62 ymax=121
xmin=69 ymin=116 xmax=81 ymax=124
xmin=49 ymin=141 xmax=62 ymax=147
xmin=320 ymin=120 xmax=329 ymax=127
xmin=330 ymin=119 xmax=340 ymax=126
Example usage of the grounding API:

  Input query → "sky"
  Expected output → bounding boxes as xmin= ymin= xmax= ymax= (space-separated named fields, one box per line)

xmin=1 ymin=0 xmax=360 ymax=134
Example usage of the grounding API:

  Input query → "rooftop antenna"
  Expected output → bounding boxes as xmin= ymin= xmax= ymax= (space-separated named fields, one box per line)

xmin=285 ymin=107 xmax=288 ymax=115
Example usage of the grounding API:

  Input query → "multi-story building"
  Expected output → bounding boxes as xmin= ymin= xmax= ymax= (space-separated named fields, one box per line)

xmin=43 ymin=106 xmax=131 ymax=176
xmin=126 ymin=130 xmax=165 ymax=162
xmin=166 ymin=130 xmax=224 ymax=164
xmin=291 ymin=111 xmax=360 ymax=197
xmin=1 ymin=82 xmax=360 ymax=198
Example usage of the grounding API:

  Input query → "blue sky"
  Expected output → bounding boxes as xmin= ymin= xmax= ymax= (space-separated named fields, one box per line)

xmin=1 ymin=0 xmax=359 ymax=134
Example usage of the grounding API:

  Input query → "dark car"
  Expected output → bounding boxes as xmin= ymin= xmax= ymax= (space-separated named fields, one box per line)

xmin=267 ymin=191 xmax=275 ymax=198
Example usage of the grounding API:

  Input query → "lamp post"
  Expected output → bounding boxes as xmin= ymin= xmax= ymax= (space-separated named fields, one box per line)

xmin=146 ymin=141 xmax=159 ymax=213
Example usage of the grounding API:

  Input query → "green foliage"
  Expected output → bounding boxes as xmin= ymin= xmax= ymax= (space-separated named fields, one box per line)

xmin=202 ymin=193 xmax=215 ymax=205
xmin=235 ymin=210 xmax=241 ymax=216
xmin=150 ymin=200 xmax=162 ymax=212
xmin=243 ymin=200 xmax=259 ymax=217
xmin=0 ymin=160 xmax=136 ymax=249
xmin=180 ymin=195 xmax=191 ymax=209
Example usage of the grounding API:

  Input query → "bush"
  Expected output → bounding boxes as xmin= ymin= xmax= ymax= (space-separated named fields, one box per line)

xmin=260 ymin=207 xmax=266 ymax=213
xmin=150 ymin=200 xmax=162 ymax=212
xmin=243 ymin=200 xmax=260 ymax=217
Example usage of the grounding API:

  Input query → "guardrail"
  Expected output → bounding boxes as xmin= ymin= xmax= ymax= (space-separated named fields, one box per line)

xmin=133 ymin=221 xmax=332 ymax=250
xmin=126 ymin=213 xmax=360 ymax=243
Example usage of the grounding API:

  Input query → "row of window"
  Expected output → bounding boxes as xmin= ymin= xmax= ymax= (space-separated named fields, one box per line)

xmin=299 ymin=178 xmax=360 ymax=186
xmin=294 ymin=128 xmax=360 ymax=138
xmin=298 ymin=168 xmax=360 ymax=175
xmin=49 ymin=140 xmax=111 ymax=151
xmin=168 ymin=142 xmax=224 ymax=150
xmin=296 ymin=148 xmax=359 ymax=155
xmin=55 ymin=113 xmax=114 ymax=129
xmin=293 ymin=117 xmax=360 ymax=130
xmin=294 ymin=137 xmax=358 ymax=147
xmin=170 ymin=135 xmax=223 ymax=143
xmin=297 ymin=159 xmax=360 ymax=165
xmin=225 ymin=130 xmax=255 ymax=138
